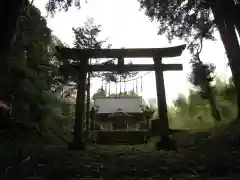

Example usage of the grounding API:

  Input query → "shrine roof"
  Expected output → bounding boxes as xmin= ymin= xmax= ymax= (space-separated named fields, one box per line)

xmin=94 ymin=97 xmax=144 ymax=114
xmin=108 ymin=109 xmax=132 ymax=118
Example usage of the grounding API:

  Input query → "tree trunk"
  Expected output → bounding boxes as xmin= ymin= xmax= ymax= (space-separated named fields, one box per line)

xmin=0 ymin=0 xmax=27 ymax=101
xmin=211 ymin=5 xmax=240 ymax=120
xmin=222 ymin=0 xmax=240 ymax=36
xmin=207 ymin=85 xmax=221 ymax=121
xmin=1 ymin=0 xmax=27 ymax=74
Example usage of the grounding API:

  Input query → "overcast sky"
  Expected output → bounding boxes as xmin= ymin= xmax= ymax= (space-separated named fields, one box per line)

xmin=34 ymin=0 xmax=231 ymax=105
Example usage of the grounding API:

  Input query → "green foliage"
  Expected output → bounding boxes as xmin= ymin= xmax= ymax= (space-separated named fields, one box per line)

xmin=73 ymin=18 xmax=104 ymax=49
xmin=104 ymin=90 xmax=139 ymax=97
xmin=1 ymin=5 xmax=52 ymax=122
xmin=46 ymin=0 xmax=81 ymax=16
xmin=138 ymin=0 xmax=230 ymax=122
xmin=72 ymin=18 xmax=116 ymax=81
xmin=138 ymin=0 xmax=216 ymax=44
xmin=169 ymin=78 xmax=237 ymax=130
xmin=93 ymin=88 xmax=107 ymax=98
xmin=138 ymin=0 xmax=240 ymax=120
xmin=141 ymin=105 xmax=155 ymax=119
xmin=72 ymin=18 xmax=139 ymax=83
xmin=189 ymin=60 xmax=215 ymax=91
xmin=187 ymin=36 xmax=221 ymax=121
xmin=93 ymin=88 xmax=141 ymax=98
xmin=0 ymin=5 xmax=74 ymax=143
xmin=74 ymin=20 xmax=139 ymax=84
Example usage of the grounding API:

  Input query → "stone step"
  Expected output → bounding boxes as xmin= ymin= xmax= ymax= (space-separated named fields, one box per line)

xmin=94 ymin=131 xmax=149 ymax=145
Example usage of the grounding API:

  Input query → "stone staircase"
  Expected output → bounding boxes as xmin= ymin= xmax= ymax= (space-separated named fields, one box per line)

xmin=92 ymin=130 xmax=150 ymax=145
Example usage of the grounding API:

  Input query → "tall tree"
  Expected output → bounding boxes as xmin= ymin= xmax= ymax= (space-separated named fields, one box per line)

xmin=1 ymin=0 xmax=28 ymax=93
xmin=72 ymin=17 xmax=107 ymax=131
xmin=71 ymin=18 xmax=140 ymax=131
xmin=1 ymin=0 xmax=82 ymax=96
xmin=188 ymin=38 xmax=221 ymax=121
xmin=0 ymin=4 xmax=59 ymax=127
xmin=138 ymin=0 xmax=240 ymax=119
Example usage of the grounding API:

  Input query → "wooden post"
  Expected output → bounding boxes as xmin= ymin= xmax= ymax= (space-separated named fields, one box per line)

xmin=146 ymin=116 xmax=150 ymax=129
xmin=153 ymin=57 xmax=171 ymax=149
xmin=86 ymin=71 xmax=91 ymax=132
xmin=90 ymin=107 xmax=95 ymax=130
xmin=72 ymin=59 xmax=87 ymax=149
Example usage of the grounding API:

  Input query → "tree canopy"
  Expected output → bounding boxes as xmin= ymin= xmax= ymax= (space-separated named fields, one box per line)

xmin=138 ymin=0 xmax=215 ymax=46
xmin=46 ymin=0 xmax=81 ymax=15
xmin=138 ymin=0 xmax=240 ymax=120
xmin=0 ymin=5 xmax=52 ymax=121
xmin=0 ymin=4 xmax=74 ymax=142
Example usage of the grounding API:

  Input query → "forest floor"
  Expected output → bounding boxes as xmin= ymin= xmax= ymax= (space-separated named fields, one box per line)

xmin=2 ymin=140 xmax=240 ymax=180
xmin=2 ymin=124 xmax=240 ymax=179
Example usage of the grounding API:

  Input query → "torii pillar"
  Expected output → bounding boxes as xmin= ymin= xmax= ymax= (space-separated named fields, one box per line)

xmin=69 ymin=58 xmax=88 ymax=150
xmin=154 ymin=56 xmax=172 ymax=150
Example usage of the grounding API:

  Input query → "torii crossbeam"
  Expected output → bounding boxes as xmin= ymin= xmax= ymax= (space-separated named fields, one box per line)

xmin=56 ymin=44 xmax=186 ymax=150
xmin=56 ymin=45 xmax=186 ymax=58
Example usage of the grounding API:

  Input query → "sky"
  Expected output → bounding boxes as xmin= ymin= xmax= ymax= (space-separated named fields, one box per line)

xmin=34 ymin=0 xmax=231 ymax=105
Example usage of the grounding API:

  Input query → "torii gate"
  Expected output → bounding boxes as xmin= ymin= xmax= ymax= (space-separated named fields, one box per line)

xmin=56 ymin=44 xmax=186 ymax=150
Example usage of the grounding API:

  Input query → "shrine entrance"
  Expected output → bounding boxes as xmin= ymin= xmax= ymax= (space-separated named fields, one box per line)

xmin=109 ymin=109 xmax=130 ymax=130
xmin=56 ymin=44 xmax=186 ymax=150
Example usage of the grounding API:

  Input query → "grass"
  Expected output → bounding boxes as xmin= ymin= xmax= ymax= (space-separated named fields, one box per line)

xmin=2 ymin=133 xmax=240 ymax=179
xmin=2 ymin=121 xmax=240 ymax=179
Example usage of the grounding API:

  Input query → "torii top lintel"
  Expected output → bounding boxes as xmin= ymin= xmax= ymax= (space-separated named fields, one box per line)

xmin=56 ymin=44 xmax=186 ymax=59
